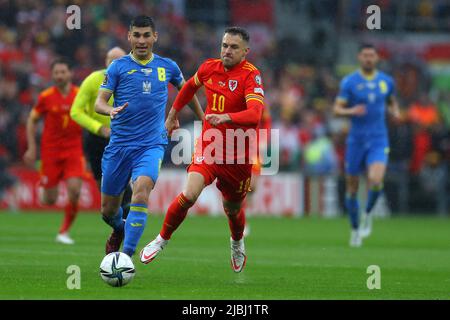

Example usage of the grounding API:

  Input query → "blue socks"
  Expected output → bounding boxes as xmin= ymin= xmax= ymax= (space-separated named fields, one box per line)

xmin=123 ymin=204 xmax=148 ymax=257
xmin=345 ymin=184 xmax=382 ymax=230
xmin=102 ymin=207 xmax=124 ymax=233
xmin=345 ymin=194 xmax=359 ymax=230
xmin=366 ymin=185 xmax=383 ymax=214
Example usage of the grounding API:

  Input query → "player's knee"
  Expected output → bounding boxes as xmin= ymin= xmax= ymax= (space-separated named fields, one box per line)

xmin=131 ymin=190 xmax=149 ymax=205
xmin=41 ymin=191 xmax=57 ymax=205
xmin=346 ymin=184 xmax=358 ymax=195
xmin=101 ymin=201 xmax=117 ymax=217
xmin=68 ymin=189 xmax=81 ymax=203
xmin=182 ymin=190 xmax=200 ymax=203
xmin=223 ymin=202 xmax=241 ymax=217
xmin=42 ymin=196 xmax=57 ymax=206
xmin=224 ymin=207 xmax=240 ymax=217
xmin=369 ymin=177 xmax=383 ymax=188
xmin=345 ymin=180 xmax=359 ymax=194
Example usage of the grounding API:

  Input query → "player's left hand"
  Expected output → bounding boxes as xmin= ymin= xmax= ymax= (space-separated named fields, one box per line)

xmin=205 ymin=114 xmax=231 ymax=126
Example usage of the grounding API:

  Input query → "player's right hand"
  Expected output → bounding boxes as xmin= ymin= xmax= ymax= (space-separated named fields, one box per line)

xmin=110 ymin=102 xmax=129 ymax=119
xmin=23 ymin=149 xmax=36 ymax=168
xmin=165 ymin=117 xmax=180 ymax=136
xmin=351 ymin=104 xmax=366 ymax=116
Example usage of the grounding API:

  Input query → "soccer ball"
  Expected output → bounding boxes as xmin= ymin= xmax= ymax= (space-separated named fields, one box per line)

xmin=99 ymin=252 xmax=135 ymax=287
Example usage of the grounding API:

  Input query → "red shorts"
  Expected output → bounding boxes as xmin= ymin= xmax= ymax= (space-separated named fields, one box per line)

xmin=188 ymin=162 xmax=253 ymax=203
xmin=40 ymin=149 xmax=86 ymax=189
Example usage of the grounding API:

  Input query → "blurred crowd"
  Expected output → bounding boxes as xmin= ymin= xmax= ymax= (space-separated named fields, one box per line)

xmin=0 ymin=0 xmax=449 ymax=200
xmin=342 ymin=0 xmax=450 ymax=31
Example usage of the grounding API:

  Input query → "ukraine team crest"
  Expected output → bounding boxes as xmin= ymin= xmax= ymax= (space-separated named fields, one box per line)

xmin=142 ymin=80 xmax=151 ymax=94
xmin=229 ymin=80 xmax=238 ymax=91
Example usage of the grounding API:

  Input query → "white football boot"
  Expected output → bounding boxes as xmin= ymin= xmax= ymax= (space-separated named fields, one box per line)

xmin=230 ymin=237 xmax=247 ymax=272
xmin=55 ymin=233 xmax=75 ymax=245
xmin=140 ymin=234 xmax=168 ymax=264
xmin=359 ymin=213 xmax=373 ymax=239
xmin=349 ymin=229 xmax=362 ymax=248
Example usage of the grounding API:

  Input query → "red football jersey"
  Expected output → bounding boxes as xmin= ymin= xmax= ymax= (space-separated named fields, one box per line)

xmin=193 ymin=58 xmax=265 ymax=163
xmin=33 ymin=85 xmax=82 ymax=153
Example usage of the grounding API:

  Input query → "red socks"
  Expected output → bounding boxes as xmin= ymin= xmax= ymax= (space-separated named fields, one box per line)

xmin=59 ymin=202 xmax=78 ymax=234
xmin=160 ymin=193 xmax=193 ymax=240
xmin=160 ymin=193 xmax=246 ymax=241
xmin=227 ymin=208 xmax=246 ymax=241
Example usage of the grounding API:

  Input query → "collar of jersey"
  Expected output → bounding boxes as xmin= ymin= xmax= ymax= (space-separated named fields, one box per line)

xmin=359 ymin=69 xmax=378 ymax=81
xmin=129 ymin=52 xmax=154 ymax=66
xmin=54 ymin=84 xmax=74 ymax=97
xmin=224 ymin=59 xmax=247 ymax=72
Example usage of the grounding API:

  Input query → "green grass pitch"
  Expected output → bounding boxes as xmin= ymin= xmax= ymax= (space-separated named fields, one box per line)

xmin=0 ymin=211 xmax=449 ymax=300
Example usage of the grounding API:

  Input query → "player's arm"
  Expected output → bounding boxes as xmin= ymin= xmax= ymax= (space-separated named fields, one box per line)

xmin=23 ymin=109 xmax=41 ymax=167
xmin=95 ymin=90 xmax=128 ymax=119
xmin=177 ymin=79 xmax=204 ymax=121
xmin=71 ymin=77 xmax=110 ymax=137
xmin=387 ymin=93 xmax=401 ymax=121
xmin=333 ymin=77 xmax=366 ymax=117
xmin=95 ymin=61 xmax=127 ymax=119
xmin=333 ymin=98 xmax=366 ymax=117
xmin=166 ymin=76 xmax=202 ymax=134
xmin=206 ymin=100 xmax=264 ymax=126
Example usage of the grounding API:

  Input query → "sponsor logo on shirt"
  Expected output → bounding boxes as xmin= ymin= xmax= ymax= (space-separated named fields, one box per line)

xmin=141 ymin=68 xmax=152 ymax=76
xmin=254 ymin=87 xmax=264 ymax=96
xmin=367 ymin=82 xmax=376 ymax=90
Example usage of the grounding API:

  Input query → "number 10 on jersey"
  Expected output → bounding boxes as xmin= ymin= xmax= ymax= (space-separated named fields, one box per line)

xmin=211 ymin=93 xmax=225 ymax=112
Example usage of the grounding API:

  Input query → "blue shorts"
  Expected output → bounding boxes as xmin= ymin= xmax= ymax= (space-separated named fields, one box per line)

xmin=101 ymin=144 xmax=165 ymax=196
xmin=345 ymin=136 xmax=389 ymax=176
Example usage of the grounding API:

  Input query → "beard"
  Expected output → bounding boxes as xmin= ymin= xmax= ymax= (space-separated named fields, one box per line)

xmin=362 ymin=63 xmax=375 ymax=73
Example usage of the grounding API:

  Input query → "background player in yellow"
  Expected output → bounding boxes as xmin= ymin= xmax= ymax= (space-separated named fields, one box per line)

xmin=70 ymin=47 xmax=133 ymax=252
xmin=71 ymin=47 xmax=126 ymax=144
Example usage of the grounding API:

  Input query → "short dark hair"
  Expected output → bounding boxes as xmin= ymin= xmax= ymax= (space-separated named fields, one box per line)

xmin=130 ymin=15 xmax=156 ymax=31
xmin=51 ymin=57 xmax=71 ymax=70
xmin=224 ymin=26 xmax=250 ymax=43
xmin=359 ymin=43 xmax=377 ymax=52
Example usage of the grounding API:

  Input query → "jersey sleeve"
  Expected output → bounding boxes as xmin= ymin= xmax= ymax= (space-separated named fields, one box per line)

xmin=228 ymin=69 xmax=264 ymax=126
xmin=33 ymin=93 xmax=47 ymax=115
xmin=70 ymin=73 xmax=104 ymax=134
xmin=337 ymin=77 xmax=351 ymax=103
xmin=192 ymin=61 xmax=210 ymax=87
xmin=100 ymin=60 xmax=119 ymax=93
xmin=244 ymin=70 xmax=265 ymax=107
xmin=167 ymin=59 xmax=184 ymax=87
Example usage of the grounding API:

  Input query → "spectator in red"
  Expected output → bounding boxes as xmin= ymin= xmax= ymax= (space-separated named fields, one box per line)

xmin=407 ymin=93 xmax=441 ymax=174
